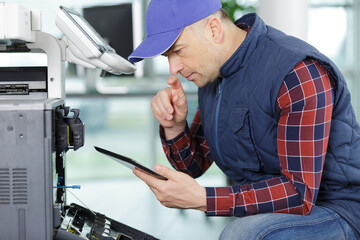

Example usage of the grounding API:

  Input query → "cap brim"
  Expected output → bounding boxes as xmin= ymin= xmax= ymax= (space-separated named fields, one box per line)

xmin=128 ymin=28 xmax=183 ymax=63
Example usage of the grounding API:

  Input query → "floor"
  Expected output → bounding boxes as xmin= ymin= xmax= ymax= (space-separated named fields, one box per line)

xmin=66 ymin=175 xmax=235 ymax=240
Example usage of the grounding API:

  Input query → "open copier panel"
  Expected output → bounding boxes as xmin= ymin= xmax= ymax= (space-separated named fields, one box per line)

xmin=0 ymin=3 xmax=157 ymax=240
xmin=0 ymin=67 xmax=158 ymax=240
xmin=59 ymin=204 xmax=157 ymax=240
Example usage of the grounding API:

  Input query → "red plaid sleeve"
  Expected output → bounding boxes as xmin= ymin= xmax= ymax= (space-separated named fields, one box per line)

xmin=205 ymin=59 xmax=334 ymax=216
xmin=160 ymin=110 xmax=213 ymax=178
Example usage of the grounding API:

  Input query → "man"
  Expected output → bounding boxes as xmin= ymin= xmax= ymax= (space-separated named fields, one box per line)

xmin=128 ymin=0 xmax=360 ymax=239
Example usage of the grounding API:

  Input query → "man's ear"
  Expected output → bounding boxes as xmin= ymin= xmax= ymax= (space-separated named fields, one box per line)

xmin=207 ymin=17 xmax=223 ymax=43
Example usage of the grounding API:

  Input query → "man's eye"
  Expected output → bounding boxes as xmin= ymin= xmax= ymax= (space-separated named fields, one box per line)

xmin=174 ymin=48 xmax=182 ymax=54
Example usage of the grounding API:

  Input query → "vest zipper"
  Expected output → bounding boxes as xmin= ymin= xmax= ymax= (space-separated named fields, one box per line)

xmin=214 ymin=78 xmax=226 ymax=165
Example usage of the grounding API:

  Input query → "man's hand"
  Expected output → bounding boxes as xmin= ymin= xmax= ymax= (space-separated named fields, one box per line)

xmin=133 ymin=164 xmax=207 ymax=211
xmin=151 ymin=76 xmax=188 ymax=140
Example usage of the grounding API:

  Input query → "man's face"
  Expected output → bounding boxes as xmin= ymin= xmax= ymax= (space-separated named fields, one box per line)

xmin=164 ymin=25 xmax=222 ymax=87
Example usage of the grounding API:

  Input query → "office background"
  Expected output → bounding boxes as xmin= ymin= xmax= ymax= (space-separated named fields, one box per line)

xmin=1 ymin=0 xmax=359 ymax=239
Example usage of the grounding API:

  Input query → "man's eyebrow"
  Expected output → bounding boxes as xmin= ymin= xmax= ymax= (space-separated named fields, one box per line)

xmin=161 ymin=51 xmax=169 ymax=57
xmin=162 ymin=44 xmax=177 ymax=56
xmin=162 ymin=42 xmax=185 ymax=56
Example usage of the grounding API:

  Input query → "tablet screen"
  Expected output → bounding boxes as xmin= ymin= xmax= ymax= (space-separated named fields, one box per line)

xmin=94 ymin=146 xmax=167 ymax=180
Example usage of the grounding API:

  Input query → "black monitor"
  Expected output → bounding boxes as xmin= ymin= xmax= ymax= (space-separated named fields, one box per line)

xmin=83 ymin=3 xmax=134 ymax=76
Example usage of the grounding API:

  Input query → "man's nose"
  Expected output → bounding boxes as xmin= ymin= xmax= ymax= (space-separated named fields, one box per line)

xmin=168 ymin=55 xmax=183 ymax=75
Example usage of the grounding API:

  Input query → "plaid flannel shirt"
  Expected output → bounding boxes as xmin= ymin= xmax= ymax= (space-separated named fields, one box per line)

xmin=160 ymin=59 xmax=334 ymax=216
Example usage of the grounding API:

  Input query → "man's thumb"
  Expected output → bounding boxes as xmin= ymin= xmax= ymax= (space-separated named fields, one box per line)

xmin=154 ymin=164 xmax=175 ymax=179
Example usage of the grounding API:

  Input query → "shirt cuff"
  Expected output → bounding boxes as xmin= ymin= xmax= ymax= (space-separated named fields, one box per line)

xmin=160 ymin=123 xmax=190 ymax=148
xmin=205 ymin=187 xmax=234 ymax=216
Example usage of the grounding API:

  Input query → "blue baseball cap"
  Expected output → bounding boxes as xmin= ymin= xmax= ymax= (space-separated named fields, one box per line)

xmin=128 ymin=0 xmax=222 ymax=63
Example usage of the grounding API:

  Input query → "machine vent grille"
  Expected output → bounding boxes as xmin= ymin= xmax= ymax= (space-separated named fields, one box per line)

xmin=0 ymin=168 xmax=11 ymax=204
xmin=12 ymin=168 xmax=28 ymax=204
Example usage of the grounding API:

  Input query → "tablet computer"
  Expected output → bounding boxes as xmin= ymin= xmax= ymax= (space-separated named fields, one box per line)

xmin=94 ymin=146 xmax=167 ymax=180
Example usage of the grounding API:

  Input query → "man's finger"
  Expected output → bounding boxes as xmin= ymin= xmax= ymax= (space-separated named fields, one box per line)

xmin=154 ymin=164 xmax=178 ymax=180
xmin=154 ymin=93 xmax=172 ymax=119
xmin=148 ymin=185 xmax=160 ymax=196
xmin=133 ymin=168 xmax=160 ymax=189
xmin=167 ymin=76 xmax=183 ymax=92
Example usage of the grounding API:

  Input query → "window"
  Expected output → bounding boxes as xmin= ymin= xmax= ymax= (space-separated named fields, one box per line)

xmin=307 ymin=0 xmax=360 ymax=119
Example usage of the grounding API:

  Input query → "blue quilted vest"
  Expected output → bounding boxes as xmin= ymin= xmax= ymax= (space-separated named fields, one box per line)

xmin=198 ymin=13 xmax=360 ymax=233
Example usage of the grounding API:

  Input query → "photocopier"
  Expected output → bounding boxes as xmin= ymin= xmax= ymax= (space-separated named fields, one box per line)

xmin=0 ymin=3 xmax=158 ymax=240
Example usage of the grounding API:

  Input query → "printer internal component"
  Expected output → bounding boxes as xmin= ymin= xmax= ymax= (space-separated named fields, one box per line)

xmin=55 ymin=105 xmax=85 ymax=152
xmin=55 ymin=203 xmax=159 ymax=240
xmin=54 ymin=105 xmax=85 ymax=204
